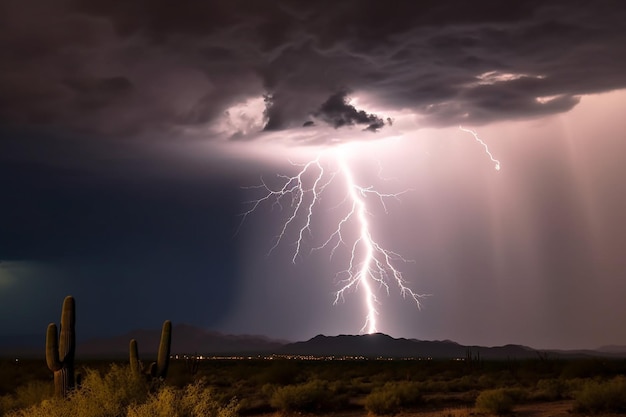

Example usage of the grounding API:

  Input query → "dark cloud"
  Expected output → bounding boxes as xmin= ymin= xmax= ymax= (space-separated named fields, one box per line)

xmin=0 ymin=0 xmax=625 ymax=139
xmin=313 ymin=90 xmax=387 ymax=132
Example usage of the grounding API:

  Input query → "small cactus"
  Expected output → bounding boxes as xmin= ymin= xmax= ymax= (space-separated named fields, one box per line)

xmin=130 ymin=320 xmax=172 ymax=379
xmin=46 ymin=296 xmax=76 ymax=398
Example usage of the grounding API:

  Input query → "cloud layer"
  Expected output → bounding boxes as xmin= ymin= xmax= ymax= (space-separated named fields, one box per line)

xmin=1 ymin=0 xmax=625 ymax=139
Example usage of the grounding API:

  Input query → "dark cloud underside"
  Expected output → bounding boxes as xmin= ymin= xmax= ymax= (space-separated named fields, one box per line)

xmin=0 ymin=0 xmax=625 ymax=139
xmin=314 ymin=90 xmax=387 ymax=131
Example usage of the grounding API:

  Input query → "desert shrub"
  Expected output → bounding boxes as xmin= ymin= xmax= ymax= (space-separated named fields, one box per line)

xmin=0 ymin=381 xmax=53 ymax=414
xmin=7 ymin=376 xmax=238 ymax=417
xmin=364 ymin=381 xmax=422 ymax=415
xmin=6 ymin=364 xmax=150 ymax=417
xmin=67 ymin=364 xmax=149 ymax=417
xmin=573 ymin=376 xmax=626 ymax=413
xmin=474 ymin=388 xmax=514 ymax=415
xmin=392 ymin=381 xmax=422 ymax=406
xmin=532 ymin=378 xmax=570 ymax=401
xmin=180 ymin=381 xmax=239 ymax=417
xmin=365 ymin=389 xmax=402 ymax=415
xmin=127 ymin=381 xmax=238 ymax=417
xmin=127 ymin=387 xmax=178 ymax=417
xmin=269 ymin=379 xmax=338 ymax=413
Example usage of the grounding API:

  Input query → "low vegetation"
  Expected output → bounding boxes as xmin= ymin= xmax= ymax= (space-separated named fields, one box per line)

xmin=364 ymin=381 xmax=422 ymax=415
xmin=2 ymin=356 xmax=626 ymax=416
xmin=573 ymin=375 xmax=626 ymax=414
xmin=1 ymin=364 xmax=237 ymax=417
xmin=474 ymin=388 xmax=515 ymax=415
xmin=269 ymin=379 xmax=345 ymax=413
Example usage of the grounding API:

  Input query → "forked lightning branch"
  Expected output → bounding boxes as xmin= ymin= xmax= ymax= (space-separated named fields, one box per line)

xmin=241 ymin=127 xmax=500 ymax=334
xmin=241 ymin=145 xmax=424 ymax=334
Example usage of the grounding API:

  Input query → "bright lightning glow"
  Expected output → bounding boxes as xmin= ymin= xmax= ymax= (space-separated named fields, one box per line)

xmin=241 ymin=146 xmax=424 ymax=334
xmin=242 ymin=127 xmax=501 ymax=334
xmin=333 ymin=153 xmax=423 ymax=333
xmin=459 ymin=126 xmax=501 ymax=171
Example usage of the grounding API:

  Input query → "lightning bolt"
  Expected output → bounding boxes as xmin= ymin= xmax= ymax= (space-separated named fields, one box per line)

xmin=241 ymin=127 xmax=501 ymax=334
xmin=459 ymin=126 xmax=501 ymax=171
xmin=241 ymin=146 xmax=424 ymax=334
xmin=332 ymin=153 xmax=423 ymax=333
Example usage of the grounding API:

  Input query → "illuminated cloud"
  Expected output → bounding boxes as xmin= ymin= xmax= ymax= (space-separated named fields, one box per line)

xmin=1 ymin=0 xmax=626 ymax=347
xmin=0 ymin=0 xmax=625 ymax=141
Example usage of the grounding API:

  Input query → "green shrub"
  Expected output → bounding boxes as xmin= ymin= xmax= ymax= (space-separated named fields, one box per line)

xmin=573 ymin=376 xmax=626 ymax=413
xmin=269 ymin=379 xmax=338 ymax=413
xmin=364 ymin=381 xmax=422 ymax=415
xmin=474 ymin=388 xmax=514 ymax=415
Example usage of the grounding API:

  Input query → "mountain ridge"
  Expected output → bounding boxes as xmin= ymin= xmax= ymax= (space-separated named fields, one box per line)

xmin=2 ymin=324 xmax=625 ymax=359
xmin=277 ymin=333 xmax=539 ymax=359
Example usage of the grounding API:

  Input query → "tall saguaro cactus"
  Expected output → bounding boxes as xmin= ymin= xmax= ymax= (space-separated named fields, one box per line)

xmin=46 ymin=296 xmax=76 ymax=398
xmin=130 ymin=320 xmax=172 ymax=379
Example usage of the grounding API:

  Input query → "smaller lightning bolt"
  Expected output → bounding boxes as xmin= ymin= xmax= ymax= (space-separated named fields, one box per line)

xmin=459 ymin=126 xmax=501 ymax=171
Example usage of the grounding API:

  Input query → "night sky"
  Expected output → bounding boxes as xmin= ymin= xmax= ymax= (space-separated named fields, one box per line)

xmin=1 ymin=0 xmax=626 ymax=350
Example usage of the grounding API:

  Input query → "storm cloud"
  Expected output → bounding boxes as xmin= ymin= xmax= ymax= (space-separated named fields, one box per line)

xmin=1 ymin=0 xmax=625 ymax=139
xmin=313 ymin=90 xmax=386 ymax=131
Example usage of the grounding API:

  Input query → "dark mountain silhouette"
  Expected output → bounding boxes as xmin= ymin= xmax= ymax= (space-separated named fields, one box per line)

xmin=3 ymin=325 xmax=623 ymax=359
xmin=278 ymin=333 xmax=540 ymax=360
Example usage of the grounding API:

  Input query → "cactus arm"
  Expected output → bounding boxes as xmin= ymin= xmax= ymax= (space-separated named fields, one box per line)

xmin=156 ymin=320 xmax=171 ymax=378
xmin=46 ymin=323 xmax=62 ymax=372
xmin=129 ymin=339 xmax=142 ymax=374
xmin=45 ymin=296 xmax=76 ymax=398
xmin=148 ymin=362 xmax=158 ymax=377
xmin=130 ymin=320 xmax=172 ymax=380
xmin=59 ymin=296 xmax=76 ymax=362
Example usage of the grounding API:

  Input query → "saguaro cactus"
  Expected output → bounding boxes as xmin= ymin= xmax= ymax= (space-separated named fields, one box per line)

xmin=130 ymin=320 xmax=172 ymax=379
xmin=46 ymin=296 xmax=76 ymax=398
